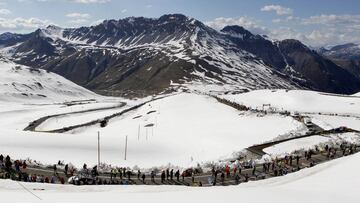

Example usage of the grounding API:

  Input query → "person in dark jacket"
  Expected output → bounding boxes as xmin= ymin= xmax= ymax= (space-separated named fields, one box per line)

xmin=161 ymin=171 xmax=166 ymax=183
xmin=151 ymin=171 xmax=155 ymax=182
xmin=170 ymin=169 xmax=174 ymax=181
xmin=166 ymin=168 xmax=169 ymax=180
xmin=5 ymin=155 xmax=12 ymax=171
xmin=141 ymin=173 xmax=146 ymax=183
xmin=175 ymin=170 xmax=180 ymax=181
xmin=220 ymin=172 xmax=225 ymax=184
xmin=235 ymin=174 xmax=240 ymax=184
xmin=64 ymin=164 xmax=68 ymax=176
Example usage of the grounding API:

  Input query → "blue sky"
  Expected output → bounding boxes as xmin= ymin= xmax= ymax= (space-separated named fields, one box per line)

xmin=0 ymin=0 xmax=359 ymax=46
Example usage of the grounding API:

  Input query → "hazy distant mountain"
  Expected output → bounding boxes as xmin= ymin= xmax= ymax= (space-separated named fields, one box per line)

xmin=318 ymin=43 xmax=360 ymax=80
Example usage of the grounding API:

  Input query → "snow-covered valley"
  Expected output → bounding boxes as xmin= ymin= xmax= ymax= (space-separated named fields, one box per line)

xmin=1 ymin=59 xmax=360 ymax=202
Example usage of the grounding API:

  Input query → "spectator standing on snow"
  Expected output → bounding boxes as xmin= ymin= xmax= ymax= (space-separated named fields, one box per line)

xmin=5 ymin=155 xmax=12 ymax=171
xmin=235 ymin=174 xmax=240 ymax=184
xmin=175 ymin=170 xmax=180 ymax=181
xmin=170 ymin=169 xmax=174 ymax=181
xmin=91 ymin=166 xmax=99 ymax=177
xmin=64 ymin=164 xmax=68 ymax=176
xmin=141 ymin=173 xmax=146 ymax=183
xmin=119 ymin=168 xmax=123 ymax=180
xmin=53 ymin=164 xmax=57 ymax=175
xmin=296 ymin=155 xmax=300 ymax=166
xmin=22 ymin=161 xmax=27 ymax=170
xmin=181 ymin=171 xmax=185 ymax=181
xmin=220 ymin=172 xmax=225 ymax=184
xmin=110 ymin=168 xmax=116 ymax=180
xmin=137 ymin=170 xmax=141 ymax=180
xmin=14 ymin=160 xmax=20 ymax=173
xmin=161 ymin=171 xmax=166 ymax=183
xmin=151 ymin=171 xmax=155 ymax=182
xmin=225 ymin=165 xmax=230 ymax=178
xmin=166 ymin=168 xmax=169 ymax=180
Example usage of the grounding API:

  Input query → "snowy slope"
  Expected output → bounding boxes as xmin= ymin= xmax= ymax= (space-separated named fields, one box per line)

xmin=311 ymin=115 xmax=360 ymax=131
xmin=0 ymin=93 xmax=304 ymax=168
xmin=222 ymin=89 xmax=360 ymax=115
xmin=1 ymin=152 xmax=360 ymax=203
xmin=0 ymin=58 xmax=97 ymax=103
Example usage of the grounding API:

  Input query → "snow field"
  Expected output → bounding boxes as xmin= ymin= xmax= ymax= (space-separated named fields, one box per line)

xmin=222 ymin=89 xmax=360 ymax=115
xmin=0 ymin=93 xmax=304 ymax=168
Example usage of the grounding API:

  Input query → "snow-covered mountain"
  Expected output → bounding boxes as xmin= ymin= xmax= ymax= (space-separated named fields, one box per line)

xmin=319 ymin=43 xmax=360 ymax=60
xmin=0 ymin=57 xmax=97 ymax=103
xmin=1 ymin=14 xmax=360 ymax=96
xmin=317 ymin=43 xmax=360 ymax=80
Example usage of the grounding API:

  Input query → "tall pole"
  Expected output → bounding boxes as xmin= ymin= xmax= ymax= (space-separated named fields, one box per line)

xmin=97 ymin=131 xmax=100 ymax=166
xmin=138 ymin=124 xmax=140 ymax=140
xmin=124 ymin=135 xmax=128 ymax=161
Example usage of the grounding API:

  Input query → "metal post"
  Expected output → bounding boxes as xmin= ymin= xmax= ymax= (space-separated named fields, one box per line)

xmin=97 ymin=131 xmax=100 ymax=166
xmin=138 ymin=124 xmax=140 ymax=140
xmin=124 ymin=135 xmax=128 ymax=160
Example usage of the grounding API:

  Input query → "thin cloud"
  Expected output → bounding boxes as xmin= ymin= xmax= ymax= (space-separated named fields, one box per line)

xmin=0 ymin=17 xmax=50 ymax=32
xmin=0 ymin=9 xmax=11 ymax=15
xmin=68 ymin=0 xmax=110 ymax=4
xmin=66 ymin=12 xmax=91 ymax=19
xmin=261 ymin=5 xmax=293 ymax=16
xmin=206 ymin=16 xmax=268 ymax=35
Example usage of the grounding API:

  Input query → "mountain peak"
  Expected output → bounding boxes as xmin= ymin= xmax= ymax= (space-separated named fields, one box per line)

xmin=280 ymin=39 xmax=309 ymax=52
xmin=159 ymin=13 xmax=189 ymax=21
xmin=220 ymin=25 xmax=254 ymax=39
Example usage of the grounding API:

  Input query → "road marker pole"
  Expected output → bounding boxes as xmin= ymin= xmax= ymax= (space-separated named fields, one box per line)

xmin=98 ymin=131 xmax=100 ymax=166
xmin=138 ymin=124 xmax=140 ymax=140
xmin=125 ymin=135 xmax=128 ymax=160
xmin=98 ymin=131 xmax=100 ymax=167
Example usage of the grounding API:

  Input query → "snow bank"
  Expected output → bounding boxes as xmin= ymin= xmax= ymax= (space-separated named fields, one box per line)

xmin=310 ymin=115 xmax=360 ymax=131
xmin=264 ymin=135 xmax=330 ymax=156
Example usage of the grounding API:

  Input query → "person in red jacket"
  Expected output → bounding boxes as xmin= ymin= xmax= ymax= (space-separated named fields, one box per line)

xmin=225 ymin=165 xmax=230 ymax=178
xmin=22 ymin=161 xmax=27 ymax=170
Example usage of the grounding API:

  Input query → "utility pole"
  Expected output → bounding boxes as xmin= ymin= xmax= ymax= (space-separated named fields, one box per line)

xmin=97 ymin=131 xmax=100 ymax=166
xmin=124 ymin=135 xmax=128 ymax=160
xmin=138 ymin=124 xmax=140 ymax=140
